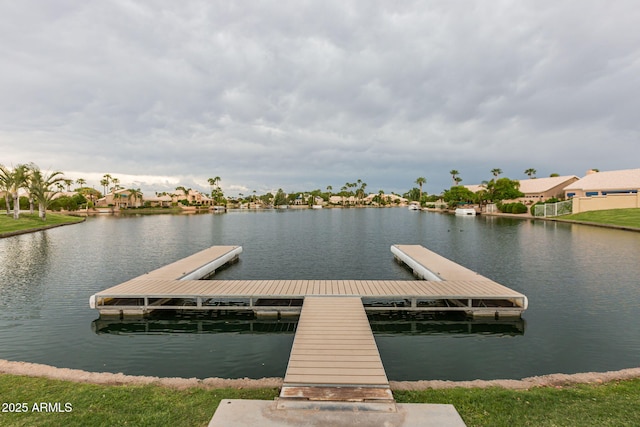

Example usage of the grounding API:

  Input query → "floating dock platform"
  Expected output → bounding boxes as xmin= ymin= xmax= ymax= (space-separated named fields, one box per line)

xmin=90 ymin=244 xmax=526 ymax=319
xmin=91 ymin=245 xmax=514 ymax=425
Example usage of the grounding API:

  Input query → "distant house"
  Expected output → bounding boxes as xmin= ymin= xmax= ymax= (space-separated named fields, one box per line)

xmin=144 ymin=194 xmax=172 ymax=207
xmin=171 ymin=189 xmax=213 ymax=206
xmin=518 ymin=175 xmax=579 ymax=201
xmin=466 ymin=175 xmax=579 ymax=203
xmin=463 ymin=185 xmax=485 ymax=194
xmin=329 ymin=195 xmax=357 ymax=205
xmin=362 ymin=193 xmax=408 ymax=205
xmin=96 ymin=189 xmax=143 ymax=209
xmin=564 ymin=169 xmax=640 ymax=198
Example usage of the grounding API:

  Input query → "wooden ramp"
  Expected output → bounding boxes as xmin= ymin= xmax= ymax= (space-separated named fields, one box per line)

xmin=279 ymin=296 xmax=394 ymax=406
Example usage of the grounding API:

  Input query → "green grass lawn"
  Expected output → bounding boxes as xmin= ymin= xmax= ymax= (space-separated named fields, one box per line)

xmin=0 ymin=374 xmax=638 ymax=427
xmin=0 ymin=212 xmax=84 ymax=235
xmin=559 ymin=208 xmax=640 ymax=229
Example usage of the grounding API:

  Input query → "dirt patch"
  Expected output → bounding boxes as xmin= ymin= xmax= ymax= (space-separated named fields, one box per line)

xmin=2 ymin=359 xmax=638 ymax=390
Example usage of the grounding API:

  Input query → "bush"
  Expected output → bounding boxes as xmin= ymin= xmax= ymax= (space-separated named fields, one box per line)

xmin=497 ymin=202 xmax=527 ymax=214
xmin=20 ymin=196 xmax=30 ymax=209
xmin=512 ymin=202 xmax=527 ymax=214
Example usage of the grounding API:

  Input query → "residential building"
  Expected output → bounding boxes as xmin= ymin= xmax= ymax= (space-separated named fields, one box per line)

xmin=564 ymin=169 xmax=640 ymax=198
xmin=518 ymin=175 xmax=579 ymax=201
xmin=171 ymin=189 xmax=213 ymax=206
xmin=96 ymin=189 xmax=143 ymax=209
xmin=466 ymin=175 xmax=579 ymax=203
xmin=143 ymin=194 xmax=172 ymax=207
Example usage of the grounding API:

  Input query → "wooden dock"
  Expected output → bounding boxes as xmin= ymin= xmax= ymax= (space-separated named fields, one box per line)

xmin=141 ymin=245 xmax=242 ymax=280
xmin=391 ymin=244 xmax=484 ymax=281
xmin=391 ymin=244 xmax=528 ymax=317
xmin=91 ymin=244 xmax=525 ymax=417
xmin=90 ymin=244 xmax=527 ymax=319
xmin=278 ymin=296 xmax=394 ymax=409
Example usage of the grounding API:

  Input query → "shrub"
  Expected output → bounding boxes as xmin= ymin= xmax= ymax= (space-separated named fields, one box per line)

xmin=512 ymin=202 xmax=527 ymax=214
xmin=497 ymin=202 xmax=527 ymax=214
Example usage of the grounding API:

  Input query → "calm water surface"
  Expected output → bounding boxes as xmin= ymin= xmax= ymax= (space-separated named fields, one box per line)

xmin=0 ymin=209 xmax=638 ymax=381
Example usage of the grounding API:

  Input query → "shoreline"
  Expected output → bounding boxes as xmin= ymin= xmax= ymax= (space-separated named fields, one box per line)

xmin=3 ymin=208 xmax=638 ymax=237
xmin=479 ymin=211 xmax=640 ymax=232
xmin=0 ymin=216 xmax=85 ymax=239
xmin=1 ymin=359 xmax=638 ymax=391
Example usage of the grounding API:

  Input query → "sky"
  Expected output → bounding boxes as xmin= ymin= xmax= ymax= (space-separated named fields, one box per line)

xmin=1 ymin=1 xmax=638 ymax=197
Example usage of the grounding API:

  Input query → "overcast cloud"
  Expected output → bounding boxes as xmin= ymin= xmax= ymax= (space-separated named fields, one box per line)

xmin=1 ymin=0 xmax=638 ymax=195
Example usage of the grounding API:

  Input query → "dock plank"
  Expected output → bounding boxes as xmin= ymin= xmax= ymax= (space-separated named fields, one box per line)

xmin=282 ymin=296 xmax=389 ymax=391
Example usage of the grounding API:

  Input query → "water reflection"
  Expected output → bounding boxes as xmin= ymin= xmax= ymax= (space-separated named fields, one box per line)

xmin=92 ymin=316 xmax=298 ymax=335
xmin=0 ymin=233 xmax=52 ymax=319
xmin=92 ymin=312 xmax=524 ymax=337
xmin=370 ymin=317 xmax=525 ymax=336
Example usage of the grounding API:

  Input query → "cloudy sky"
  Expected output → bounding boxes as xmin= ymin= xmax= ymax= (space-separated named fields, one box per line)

xmin=1 ymin=1 xmax=638 ymax=196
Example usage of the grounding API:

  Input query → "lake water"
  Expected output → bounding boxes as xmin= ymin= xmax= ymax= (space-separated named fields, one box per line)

xmin=0 ymin=208 xmax=638 ymax=381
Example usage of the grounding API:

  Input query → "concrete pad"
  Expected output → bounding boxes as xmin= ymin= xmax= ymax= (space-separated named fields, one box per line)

xmin=209 ymin=399 xmax=467 ymax=427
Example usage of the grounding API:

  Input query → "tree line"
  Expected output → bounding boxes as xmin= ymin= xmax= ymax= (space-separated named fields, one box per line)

xmin=0 ymin=163 xmax=71 ymax=221
xmin=405 ymin=167 xmax=548 ymax=208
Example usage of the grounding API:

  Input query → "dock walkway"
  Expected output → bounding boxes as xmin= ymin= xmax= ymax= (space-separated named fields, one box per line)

xmin=279 ymin=296 xmax=393 ymax=407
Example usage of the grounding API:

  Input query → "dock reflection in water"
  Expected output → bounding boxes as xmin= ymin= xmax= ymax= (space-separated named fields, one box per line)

xmin=92 ymin=313 xmax=298 ymax=335
xmin=369 ymin=313 xmax=525 ymax=336
xmin=92 ymin=312 xmax=524 ymax=337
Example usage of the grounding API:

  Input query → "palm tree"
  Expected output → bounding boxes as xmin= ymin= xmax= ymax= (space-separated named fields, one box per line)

xmin=0 ymin=164 xmax=14 ymax=215
xmin=63 ymin=179 xmax=73 ymax=192
xmin=29 ymin=166 xmax=65 ymax=220
xmin=100 ymin=179 xmax=109 ymax=195
xmin=340 ymin=185 xmax=347 ymax=205
xmin=102 ymin=174 xmax=112 ymax=193
xmin=524 ymin=168 xmax=537 ymax=178
xmin=76 ymin=178 xmax=86 ymax=189
xmin=127 ymin=188 xmax=143 ymax=208
xmin=207 ymin=176 xmax=222 ymax=200
xmin=1 ymin=164 xmax=29 ymax=219
xmin=449 ymin=170 xmax=460 ymax=186
xmin=491 ymin=168 xmax=502 ymax=178
xmin=208 ymin=176 xmax=221 ymax=188
xmin=111 ymin=177 xmax=120 ymax=192
xmin=415 ymin=177 xmax=426 ymax=201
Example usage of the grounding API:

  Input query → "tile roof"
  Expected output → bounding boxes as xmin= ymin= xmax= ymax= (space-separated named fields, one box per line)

xmin=563 ymin=168 xmax=640 ymax=191
xmin=465 ymin=176 xmax=578 ymax=194
xmin=518 ymin=175 xmax=579 ymax=194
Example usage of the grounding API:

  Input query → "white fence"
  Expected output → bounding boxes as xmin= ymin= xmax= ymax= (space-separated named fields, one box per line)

xmin=533 ymin=200 xmax=572 ymax=217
